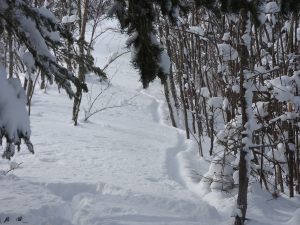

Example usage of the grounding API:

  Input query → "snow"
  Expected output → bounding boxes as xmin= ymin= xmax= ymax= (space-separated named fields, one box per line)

xmin=22 ymin=51 xmax=35 ymax=78
xmin=47 ymin=31 xmax=60 ymax=42
xmin=159 ymin=50 xmax=171 ymax=75
xmin=35 ymin=7 xmax=58 ymax=23
xmin=222 ymin=32 xmax=230 ymax=41
xmin=1 ymin=18 xmax=300 ymax=225
xmin=232 ymin=84 xmax=240 ymax=93
xmin=288 ymin=208 xmax=300 ymax=225
xmin=188 ymin=26 xmax=205 ymax=36
xmin=0 ymin=63 xmax=31 ymax=153
xmin=217 ymin=43 xmax=238 ymax=61
xmin=267 ymin=76 xmax=294 ymax=102
xmin=253 ymin=101 xmax=268 ymax=118
xmin=0 ymin=19 xmax=223 ymax=225
xmin=265 ymin=2 xmax=280 ymax=14
xmin=150 ymin=34 xmax=171 ymax=75
xmin=200 ymin=87 xmax=210 ymax=98
xmin=62 ymin=15 xmax=79 ymax=24
xmin=17 ymin=11 xmax=55 ymax=61
xmin=208 ymin=97 xmax=223 ymax=109
xmin=222 ymin=98 xmax=229 ymax=111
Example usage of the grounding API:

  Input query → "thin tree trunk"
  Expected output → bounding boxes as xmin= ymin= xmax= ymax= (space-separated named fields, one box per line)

xmin=72 ymin=0 xmax=89 ymax=125
xmin=179 ymin=76 xmax=190 ymax=139
xmin=287 ymin=102 xmax=294 ymax=197
xmin=26 ymin=79 xmax=33 ymax=114
xmin=8 ymin=30 xmax=13 ymax=78
xmin=277 ymin=164 xmax=284 ymax=193
xmin=235 ymin=5 xmax=250 ymax=225
xmin=177 ymin=28 xmax=190 ymax=139
xmin=164 ymin=79 xmax=177 ymax=128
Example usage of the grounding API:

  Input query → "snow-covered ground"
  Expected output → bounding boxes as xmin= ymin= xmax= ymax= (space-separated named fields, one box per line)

xmin=0 ymin=19 xmax=299 ymax=225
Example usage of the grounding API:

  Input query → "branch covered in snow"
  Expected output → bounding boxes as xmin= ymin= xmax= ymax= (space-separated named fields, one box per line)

xmin=0 ymin=0 xmax=89 ymax=97
xmin=0 ymin=63 xmax=33 ymax=159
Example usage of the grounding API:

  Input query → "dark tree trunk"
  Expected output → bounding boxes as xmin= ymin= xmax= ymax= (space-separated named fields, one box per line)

xmin=8 ymin=29 xmax=13 ymax=78
xmin=235 ymin=5 xmax=250 ymax=225
xmin=72 ymin=0 xmax=89 ymax=125
xmin=164 ymin=79 xmax=177 ymax=128
xmin=287 ymin=102 xmax=295 ymax=197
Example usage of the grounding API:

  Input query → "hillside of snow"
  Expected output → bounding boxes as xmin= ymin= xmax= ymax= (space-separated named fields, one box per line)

xmin=0 ymin=19 xmax=299 ymax=225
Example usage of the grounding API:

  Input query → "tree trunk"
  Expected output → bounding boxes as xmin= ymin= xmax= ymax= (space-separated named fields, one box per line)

xmin=72 ymin=0 xmax=89 ymax=125
xmin=287 ymin=102 xmax=295 ymax=197
xmin=8 ymin=29 xmax=13 ymax=78
xmin=164 ymin=79 xmax=177 ymax=128
xmin=179 ymin=75 xmax=190 ymax=139
xmin=235 ymin=5 xmax=250 ymax=225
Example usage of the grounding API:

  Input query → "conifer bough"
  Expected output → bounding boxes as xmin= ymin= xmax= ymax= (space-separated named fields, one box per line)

xmin=0 ymin=0 xmax=104 ymax=158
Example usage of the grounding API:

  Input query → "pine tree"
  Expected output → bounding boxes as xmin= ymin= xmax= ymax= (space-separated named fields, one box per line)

xmin=110 ymin=0 xmax=182 ymax=88
xmin=0 ymin=0 xmax=103 ymax=158
xmin=0 ymin=0 xmax=90 ymax=96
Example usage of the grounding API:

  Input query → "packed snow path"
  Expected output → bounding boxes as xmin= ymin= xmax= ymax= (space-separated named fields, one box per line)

xmin=0 ymin=20 xmax=225 ymax=225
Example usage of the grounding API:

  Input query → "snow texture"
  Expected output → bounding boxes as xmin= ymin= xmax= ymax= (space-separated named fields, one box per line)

xmin=0 ymin=19 xmax=299 ymax=225
xmin=265 ymin=1 xmax=280 ymax=14
xmin=62 ymin=15 xmax=79 ymax=24
xmin=200 ymin=87 xmax=210 ymax=98
xmin=217 ymin=44 xmax=238 ymax=61
xmin=0 ymin=62 xmax=32 ymax=158
xmin=188 ymin=26 xmax=205 ymax=36
xmin=159 ymin=50 xmax=171 ymax=75
xmin=22 ymin=52 xmax=35 ymax=79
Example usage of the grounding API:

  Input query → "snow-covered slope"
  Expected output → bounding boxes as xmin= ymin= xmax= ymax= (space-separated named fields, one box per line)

xmin=0 ymin=19 xmax=299 ymax=225
xmin=0 ymin=19 xmax=224 ymax=225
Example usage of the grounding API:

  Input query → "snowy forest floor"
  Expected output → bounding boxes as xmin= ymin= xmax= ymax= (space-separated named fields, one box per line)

xmin=0 ymin=19 xmax=300 ymax=225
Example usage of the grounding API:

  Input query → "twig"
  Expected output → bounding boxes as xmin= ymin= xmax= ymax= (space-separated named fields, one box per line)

xmin=5 ymin=162 xmax=23 ymax=175
xmin=101 ymin=50 xmax=130 ymax=72
xmin=84 ymin=93 xmax=140 ymax=121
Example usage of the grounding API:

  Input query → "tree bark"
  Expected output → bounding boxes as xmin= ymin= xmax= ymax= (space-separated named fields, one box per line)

xmin=8 ymin=29 xmax=13 ymax=78
xmin=164 ymin=80 xmax=177 ymax=128
xmin=72 ymin=0 xmax=89 ymax=125
xmin=235 ymin=5 xmax=250 ymax=225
